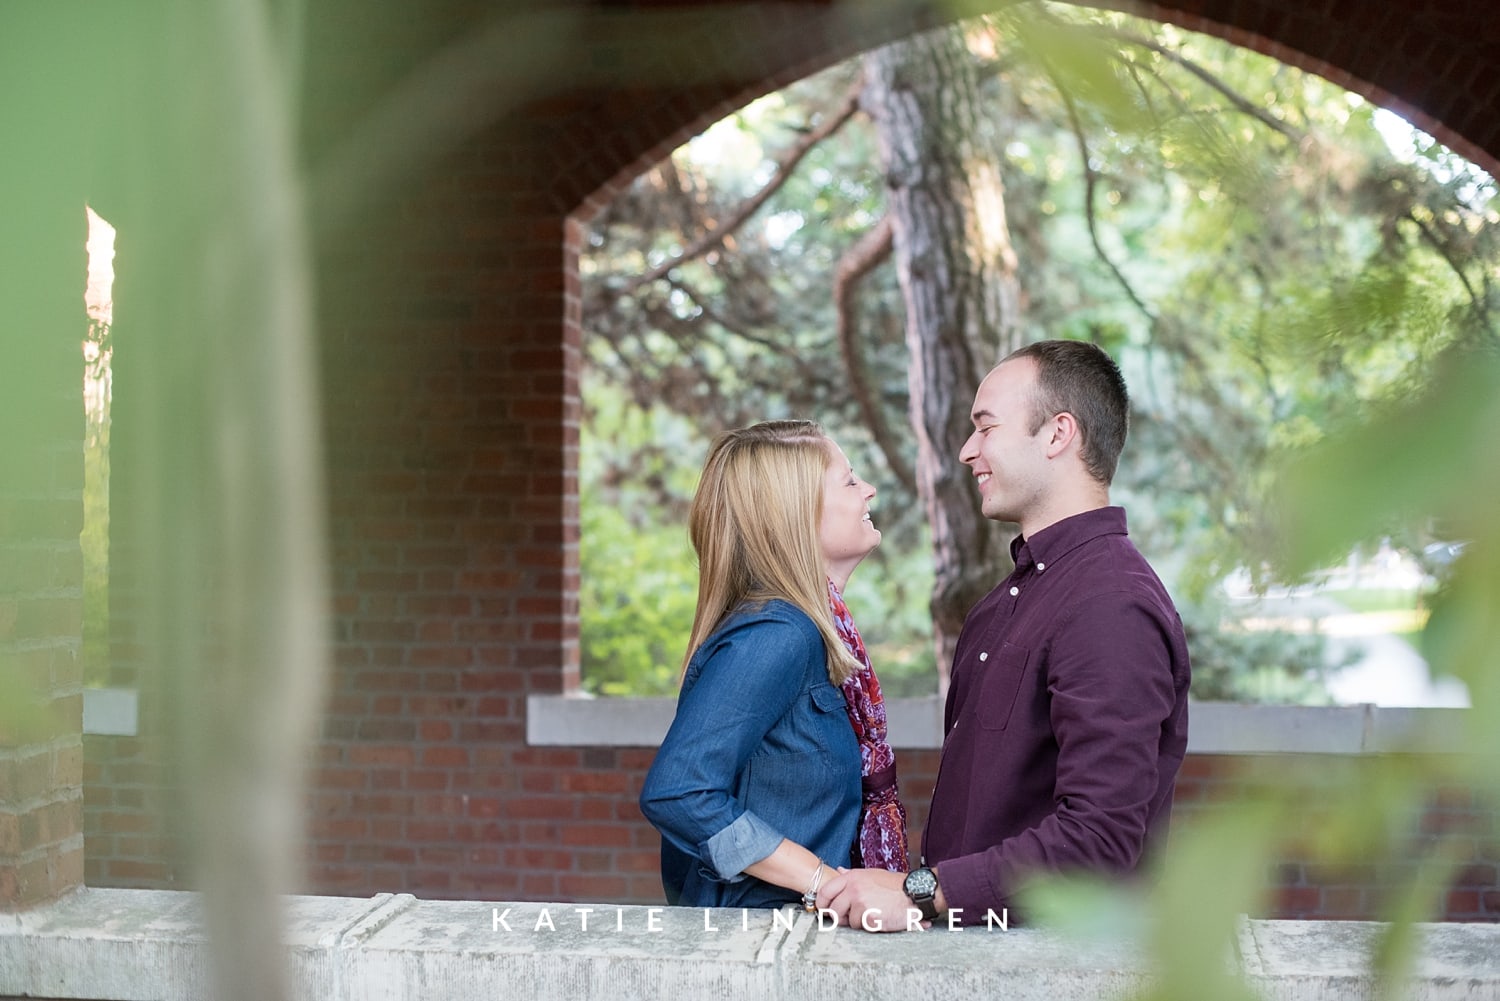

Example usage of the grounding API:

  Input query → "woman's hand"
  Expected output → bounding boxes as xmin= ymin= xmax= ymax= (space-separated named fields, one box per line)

xmin=817 ymin=867 xmax=932 ymax=932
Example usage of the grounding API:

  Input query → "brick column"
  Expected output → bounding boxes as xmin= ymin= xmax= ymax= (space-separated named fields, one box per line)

xmin=0 ymin=4 xmax=109 ymax=913
xmin=0 ymin=191 xmax=87 ymax=910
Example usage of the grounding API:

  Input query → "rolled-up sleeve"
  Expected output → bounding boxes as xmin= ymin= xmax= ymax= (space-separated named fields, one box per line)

xmin=702 ymin=810 xmax=784 ymax=882
xmin=639 ymin=613 xmax=820 ymax=883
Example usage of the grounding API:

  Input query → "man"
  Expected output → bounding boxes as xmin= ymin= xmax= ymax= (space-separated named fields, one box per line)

xmin=820 ymin=339 xmax=1191 ymax=929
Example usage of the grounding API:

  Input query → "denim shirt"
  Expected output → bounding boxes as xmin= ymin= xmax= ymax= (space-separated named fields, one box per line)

xmin=639 ymin=599 xmax=861 ymax=908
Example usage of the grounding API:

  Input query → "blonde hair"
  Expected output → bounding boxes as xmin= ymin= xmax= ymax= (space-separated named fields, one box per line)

xmin=681 ymin=420 xmax=858 ymax=685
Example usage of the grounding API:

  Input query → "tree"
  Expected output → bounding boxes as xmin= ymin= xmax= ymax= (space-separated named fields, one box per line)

xmin=862 ymin=25 xmax=1023 ymax=680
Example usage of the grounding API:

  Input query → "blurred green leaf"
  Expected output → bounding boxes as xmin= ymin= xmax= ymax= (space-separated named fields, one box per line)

xmin=1002 ymin=8 xmax=1155 ymax=136
xmin=1277 ymin=348 xmax=1500 ymax=577
xmin=1142 ymin=799 xmax=1278 ymax=1001
xmin=1368 ymin=835 xmax=1468 ymax=1001
xmin=1422 ymin=548 xmax=1500 ymax=760
xmin=1019 ymin=872 xmax=1146 ymax=947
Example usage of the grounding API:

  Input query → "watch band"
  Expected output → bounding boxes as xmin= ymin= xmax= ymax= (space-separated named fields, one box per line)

xmin=903 ymin=866 xmax=940 ymax=921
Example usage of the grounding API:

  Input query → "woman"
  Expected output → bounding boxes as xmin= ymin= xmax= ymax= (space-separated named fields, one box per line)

xmin=639 ymin=420 xmax=908 ymax=910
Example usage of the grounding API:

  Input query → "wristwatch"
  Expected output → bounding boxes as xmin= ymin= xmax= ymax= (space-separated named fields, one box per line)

xmin=903 ymin=866 xmax=941 ymax=921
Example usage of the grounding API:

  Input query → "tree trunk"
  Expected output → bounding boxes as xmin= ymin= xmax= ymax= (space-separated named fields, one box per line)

xmin=862 ymin=25 xmax=1025 ymax=690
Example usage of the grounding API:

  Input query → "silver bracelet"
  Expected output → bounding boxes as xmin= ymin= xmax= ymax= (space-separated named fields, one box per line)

xmin=801 ymin=861 xmax=825 ymax=913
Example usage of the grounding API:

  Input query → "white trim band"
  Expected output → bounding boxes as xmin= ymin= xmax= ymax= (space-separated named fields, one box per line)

xmin=527 ymin=695 xmax=1471 ymax=755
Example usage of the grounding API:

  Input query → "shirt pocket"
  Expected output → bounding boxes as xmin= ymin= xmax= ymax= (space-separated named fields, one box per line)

xmin=809 ymin=682 xmax=847 ymax=714
xmin=806 ymin=681 xmax=851 ymax=752
xmin=752 ymin=681 xmax=849 ymax=760
xmin=977 ymin=641 xmax=1030 ymax=731
xmin=742 ymin=684 xmax=858 ymax=839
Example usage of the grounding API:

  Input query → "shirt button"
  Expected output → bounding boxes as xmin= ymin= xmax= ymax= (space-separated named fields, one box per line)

xmin=1009 ymin=586 xmax=1019 ymax=596
xmin=979 ymin=651 xmax=988 ymax=662
xmin=1036 ymin=562 xmax=1046 ymax=572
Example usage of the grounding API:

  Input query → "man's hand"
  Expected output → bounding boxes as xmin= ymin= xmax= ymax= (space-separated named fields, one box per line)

xmin=817 ymin=867 xmax=929 ymax=933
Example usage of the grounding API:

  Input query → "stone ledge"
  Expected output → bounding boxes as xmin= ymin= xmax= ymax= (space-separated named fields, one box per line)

xmin=3 ymin=889 xmax=1498 ymax=1001
xmin=526 ymin=695 xmax=1471 ymax=755
xmin=86 ymin=688 xmax=1468 ymax=755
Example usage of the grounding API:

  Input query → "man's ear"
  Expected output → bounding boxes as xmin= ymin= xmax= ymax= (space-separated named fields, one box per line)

xmin=1046 ymin=411 xmax=1080 ymax=459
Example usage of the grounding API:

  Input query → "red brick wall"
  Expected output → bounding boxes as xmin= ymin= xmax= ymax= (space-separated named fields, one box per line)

xmin=298 ymin=109 xmax=579 ymax=899
xmin=80 ymin=720 xmax=1500 ymax=919
xmin=1174 ymin=756 xmax=1500 ymax=922
xmin=287 ymin=741 xmax=1494 ymax=921
xmin=80 ymin=735 xmax=180 ymax=889
xmin=362 ymin=746 xmax=1493 ymax=921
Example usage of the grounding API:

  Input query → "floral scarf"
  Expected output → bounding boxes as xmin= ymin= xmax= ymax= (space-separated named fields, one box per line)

xmin=829 ymin=578 xmax=910 ymax=872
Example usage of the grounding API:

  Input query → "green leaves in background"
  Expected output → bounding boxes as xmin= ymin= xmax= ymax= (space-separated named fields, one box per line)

xmin=579 ymin=498 xmax=696 ymax=697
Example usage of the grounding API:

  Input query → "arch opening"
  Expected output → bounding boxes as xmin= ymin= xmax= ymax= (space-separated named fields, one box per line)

xmin=571 ymin=6 xmax=1495 ymax=708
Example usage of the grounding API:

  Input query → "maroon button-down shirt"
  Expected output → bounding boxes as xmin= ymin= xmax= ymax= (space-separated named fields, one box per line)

xmin=924 ymin=506 xmax=1191 ymax=922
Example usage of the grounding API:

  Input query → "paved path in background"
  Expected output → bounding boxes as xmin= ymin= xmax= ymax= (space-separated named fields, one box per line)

xmin=1228 ymin=591 xmax=1470 ymax=709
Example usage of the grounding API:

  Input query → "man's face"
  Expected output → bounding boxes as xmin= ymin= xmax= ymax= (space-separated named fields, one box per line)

xmin=958 ymin=358 xmax=1051 ymax=526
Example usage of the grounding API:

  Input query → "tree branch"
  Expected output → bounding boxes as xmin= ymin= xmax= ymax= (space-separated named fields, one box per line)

xmin=1053 ymin=76 xmax=1158 ymax=325
xmin=620 ymin=75 xmax=864 ymax=297
xmin=1080 ymin=23 xmax=1305 ymax=143
xmin=831 ymin=215 xmax=916 ymax=493
xmin=662 ymin=275 xmax=788 ymax=354
xmin=1402 ymin=209 xmax=1500 ymax=348
xmin=1043 ymin=53 xmax=1258 ymax=483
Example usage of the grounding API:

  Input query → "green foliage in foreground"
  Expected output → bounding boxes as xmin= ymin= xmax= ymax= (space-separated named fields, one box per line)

xmin=7 ymin=5 xmax=1497 ymax=1001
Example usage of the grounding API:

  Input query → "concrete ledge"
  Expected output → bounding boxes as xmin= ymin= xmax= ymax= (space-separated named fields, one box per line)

xmin=1237 ymin=917 xmax=1500 ymax=1000
xmin=3 ymin=889 xmax=1498 ymax=1000
xmin=527 ymin=695 xmax=1471 ymax=755
xmin=88 ymin=689 xmax=1465 ymax=754
xmin=527 ymin=694 xmax=678 ymax=748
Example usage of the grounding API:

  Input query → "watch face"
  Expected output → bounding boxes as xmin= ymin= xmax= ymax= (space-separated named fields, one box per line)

xmin=905 ymin=867 xmax=937 ymax=899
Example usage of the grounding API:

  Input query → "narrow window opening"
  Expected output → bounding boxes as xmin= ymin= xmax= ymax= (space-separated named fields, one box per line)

xmin=83 ymin=206 xmax=115 ymax=687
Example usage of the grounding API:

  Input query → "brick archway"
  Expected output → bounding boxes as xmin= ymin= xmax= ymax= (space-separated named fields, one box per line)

xmin=549 ymin=1 xmax=1499 ymax=225
xmin=39 ymin=0 xmax=1497 ymax=914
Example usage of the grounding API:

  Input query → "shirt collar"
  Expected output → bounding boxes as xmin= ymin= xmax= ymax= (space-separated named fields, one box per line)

xmin=1010 ymin=506 xmax=1128 ymax=574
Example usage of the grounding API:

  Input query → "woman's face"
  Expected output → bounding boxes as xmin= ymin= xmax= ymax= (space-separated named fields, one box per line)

xmin=818 ymin=439 xmax=880 ymax=587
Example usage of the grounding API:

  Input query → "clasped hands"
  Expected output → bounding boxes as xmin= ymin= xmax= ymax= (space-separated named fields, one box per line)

xmin=814 ymin=866 xmax=931 ymax=933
